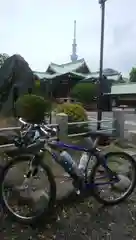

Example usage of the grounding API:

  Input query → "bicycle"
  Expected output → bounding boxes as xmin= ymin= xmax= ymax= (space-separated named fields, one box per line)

xmin=0 ymin=118 xmax=136 ymax=224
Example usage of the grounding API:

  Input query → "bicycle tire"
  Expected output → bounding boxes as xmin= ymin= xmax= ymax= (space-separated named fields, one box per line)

xmin=0 ymin=154 xmax=56 ymax=224
xmin=90 ymin=151 xmax=136 ymax=205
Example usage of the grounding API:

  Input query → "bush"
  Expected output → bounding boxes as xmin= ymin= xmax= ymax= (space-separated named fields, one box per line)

xmin=56 ymin=103 xmax=88 ymax=134
xmin=34 ymin=79 xmax=41 ymax=95
xmin=70 ymin=83 xmax=98 ymax=105
xmin=16 ymin=94 xmax=51 ymax=123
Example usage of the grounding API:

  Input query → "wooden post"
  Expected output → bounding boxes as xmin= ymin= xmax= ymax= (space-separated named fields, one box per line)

xmin=56 ymin=113 xmax=68 ymax=141
xmin=112 ymin=109 xmax=125 ymax=139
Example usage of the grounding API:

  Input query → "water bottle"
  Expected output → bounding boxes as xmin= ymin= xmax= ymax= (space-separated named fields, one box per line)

xmin=78 ymin=152 xmax=89 ymax=172
xmin=59 ymin=151 xmax=83 ymax=180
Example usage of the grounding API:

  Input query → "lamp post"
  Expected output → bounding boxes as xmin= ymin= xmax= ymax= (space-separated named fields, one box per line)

xmin=97 ymin=0 xmax=107 ymax=130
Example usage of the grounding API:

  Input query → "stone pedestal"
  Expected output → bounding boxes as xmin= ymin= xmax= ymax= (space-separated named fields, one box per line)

xmin=56 ymin=113 xmax=68 ymax=141
xmin=112 ymin=110 xmax=125 ymax=139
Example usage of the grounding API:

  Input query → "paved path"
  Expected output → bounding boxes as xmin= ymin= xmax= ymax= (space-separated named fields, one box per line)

xmin=87 ymin=111 xmax=136 ymax=135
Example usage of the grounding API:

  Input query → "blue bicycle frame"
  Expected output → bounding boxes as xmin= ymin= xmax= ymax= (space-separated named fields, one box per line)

xmin=46 ymin=139 xmax=118 ymax=188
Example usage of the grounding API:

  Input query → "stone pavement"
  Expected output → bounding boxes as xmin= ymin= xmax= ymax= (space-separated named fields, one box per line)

xmin=1 ymin=188 xmax=136 ymax=239
xmin=0 ymin=145 xmax=136 ymax=239
xmin=1 ymin=144 xmax=136 ymax=201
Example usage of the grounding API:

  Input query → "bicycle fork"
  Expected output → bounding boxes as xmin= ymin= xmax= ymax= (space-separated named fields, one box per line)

xmin=18 ymin=156 xmax=40 ymax=196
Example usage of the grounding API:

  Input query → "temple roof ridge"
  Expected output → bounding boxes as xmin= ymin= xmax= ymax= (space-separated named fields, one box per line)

xmin=50 ymin=58 xmax=85 ymax=67
xmin=47 ymin=58 xmax=88 ymax=74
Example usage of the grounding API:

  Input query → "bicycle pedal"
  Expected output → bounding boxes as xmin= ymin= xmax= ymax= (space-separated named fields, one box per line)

xmin=72 ymin=178 xmax=84 ymax=192
xmin=75 ymin=189 xmax=81 ymax=195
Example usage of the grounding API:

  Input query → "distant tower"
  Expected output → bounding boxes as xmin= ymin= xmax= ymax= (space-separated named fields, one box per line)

xmin=71 ymin=20 xmax=78 ymax=62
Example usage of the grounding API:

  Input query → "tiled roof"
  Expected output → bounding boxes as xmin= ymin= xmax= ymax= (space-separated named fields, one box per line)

xmin=103 ymin=68 xmax=120 ymax=76
xmin=83 ymin=72 xmax=120 ymax=82
xmin=49 ymin=58 xmax=86 ymax=74
xmin=34 ymin=60 xmax=121 ymax=83
xmin=34 ymin=59 xmax=88 ymax=80
xmin=84 ymin=68 xmax=120 ymax=77
xmin=107 ymin=75 xmax=120 ymax=81
xmin=34 ymin=71 xmax=62 ymax=80
xmin=84 ymin=72 xmax=99 ymax=80
xmin=34 ymin=70 xmax=85 ymax=81
xmin=33 ymin=71 xmax=49 ymax=79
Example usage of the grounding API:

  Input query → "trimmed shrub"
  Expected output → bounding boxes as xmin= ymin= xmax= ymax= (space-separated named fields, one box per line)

xmin=16 ymin=94 xmax=51 ymax=123
xmin=56 ymin=103 xmax=88 ymax=134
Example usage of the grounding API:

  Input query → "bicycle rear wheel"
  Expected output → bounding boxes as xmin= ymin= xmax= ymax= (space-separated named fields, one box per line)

xmin=0 ymin=155 xmax=56 ymax=224
xmin=90 ymin=152 xmax=136 ymax=205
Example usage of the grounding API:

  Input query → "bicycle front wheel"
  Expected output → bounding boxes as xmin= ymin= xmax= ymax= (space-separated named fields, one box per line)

xmin=0 ymin=155 xmax=56 ymax=224
xmin=90 ymin=152 xmax=136 ymax=205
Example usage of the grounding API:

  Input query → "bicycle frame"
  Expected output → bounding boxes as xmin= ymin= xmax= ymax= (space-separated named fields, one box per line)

xmin=19 ymin=122 xmax=118 ymax=187
xmin=44 ymin=139 xmax=119 ymax=188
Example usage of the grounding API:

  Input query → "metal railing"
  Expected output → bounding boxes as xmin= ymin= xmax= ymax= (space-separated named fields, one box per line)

xmin=68 ymin=119 xmax=112 ymax=126
xmin=0 ymin=119 xmax=114 ymax=150
xmin=68 ymin=128 xmax=115 ymax=138
xmin=68 ymin=119 xmax=114 ymax=137
xmin=0 ymin=126 xmax=21 ymax=132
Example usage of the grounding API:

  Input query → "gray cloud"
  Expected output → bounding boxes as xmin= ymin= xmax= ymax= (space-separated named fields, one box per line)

xmin=0 ymin=0 xmax=135 ymax=76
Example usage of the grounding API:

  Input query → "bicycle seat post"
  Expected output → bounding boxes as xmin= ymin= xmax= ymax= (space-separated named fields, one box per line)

xmin=56 ymin=125 xmax=60 ymax=141
xmin=93 ymin=137 xmax=99 ymax=148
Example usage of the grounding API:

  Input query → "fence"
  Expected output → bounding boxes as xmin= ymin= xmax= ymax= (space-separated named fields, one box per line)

xmin=0 ymin=109 xmax=126 ymax=151
xmin=0 ymin=109 xmax=130 ymax=150
xmin=47 ymin=110 xmax=129 ymax=140
xmin=0 ymin=109 xmax=135 ymax=151
xmin=1 ymin=108 xmax=136 ymax=150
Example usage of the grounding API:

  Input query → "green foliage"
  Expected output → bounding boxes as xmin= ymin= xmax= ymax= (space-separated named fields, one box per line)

xmin=34 ymin=79 xmax=41 ymax=96
xmin=16 ymin=94 xmax=52 ymax=123
xmin=70 ymin=83 xmax=98 ymax=105
xmin=129 ymin=67 xmax=136 ymax=82
xmin=56 ymin=103 xmax=88 ymax=134
xmin=35 ymin=79 xmax=41 ymax=87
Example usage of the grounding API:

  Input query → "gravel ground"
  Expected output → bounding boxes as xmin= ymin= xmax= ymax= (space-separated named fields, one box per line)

xmin=0 ymin=143 xmax=136 ymax=239
xmin=0 ymin=190 xmax=136 ymax=240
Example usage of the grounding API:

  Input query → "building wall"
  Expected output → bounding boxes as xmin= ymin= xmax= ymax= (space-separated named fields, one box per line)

xmin=112 ymin=94 xmax=136 ymax=107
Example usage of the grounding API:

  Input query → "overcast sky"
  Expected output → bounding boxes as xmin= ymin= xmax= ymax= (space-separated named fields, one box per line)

xmin=0 ymin=0 xmax=135 ymax=76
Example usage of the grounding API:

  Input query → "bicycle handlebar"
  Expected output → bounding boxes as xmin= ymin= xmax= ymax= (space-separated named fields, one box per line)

xmin=43 ymin=125 xmax=57 ymax=134
xmin=19 ymin=117 xmax=28 ymax=125
xmin=18 ymin=117 xmax=57 ymax=138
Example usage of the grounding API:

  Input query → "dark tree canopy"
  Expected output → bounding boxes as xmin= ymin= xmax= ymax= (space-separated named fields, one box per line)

xmin=70 ymin=83 xmax=98 ymax=105
xmin=0 ymin=54 xmax=34 ymax=115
